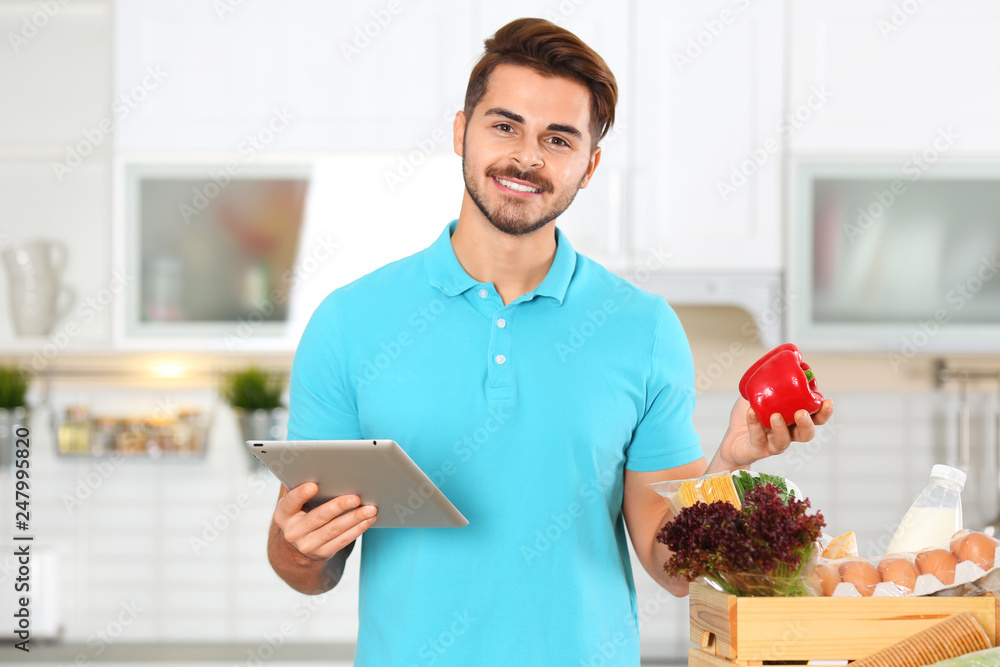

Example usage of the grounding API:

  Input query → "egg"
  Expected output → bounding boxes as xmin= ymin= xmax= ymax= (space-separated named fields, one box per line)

xmin=877 ymin=556 xmax=919 ymax=594
xmin=950 ymin=530 xmax=999 ymax=570
xmin=915 ymin=548 xmax=958 ymax=585
xmin=813 ymin=562 xmax=841 ymax=596
xmin=839 ymin=559 xmax=881 ymax=596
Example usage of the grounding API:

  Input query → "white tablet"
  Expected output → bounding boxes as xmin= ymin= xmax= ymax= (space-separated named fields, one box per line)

xmin=246 ymin=439 xmax=468 ymax=528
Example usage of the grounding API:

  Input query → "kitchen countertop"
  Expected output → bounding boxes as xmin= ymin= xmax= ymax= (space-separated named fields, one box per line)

xmin=0 ymin=642 xmax=687 ymax=665
xmin=0 ymin=642 xmax=356 ymax=664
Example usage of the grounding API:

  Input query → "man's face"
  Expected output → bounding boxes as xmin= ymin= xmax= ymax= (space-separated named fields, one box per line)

xmin=454 ymin=64 xmax=601 ymax=237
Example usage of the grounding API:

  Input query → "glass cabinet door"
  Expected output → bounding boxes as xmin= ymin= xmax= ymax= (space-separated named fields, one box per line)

xmin=792 ymin=162 xmax=1000 ymax=351
xmin=812 ymin=177 xmax=1000 ymax=323
xmin=122 ymin=162 xmax=310 ymax=343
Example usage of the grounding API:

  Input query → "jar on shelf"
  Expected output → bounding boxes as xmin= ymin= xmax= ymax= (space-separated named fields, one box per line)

xmin=91 ymin=416 xmax=118 ymax=456
xmin=174 ymin=407 xmax=205 ymax=455
xmin=57 ymin=405 xmax=91 ymax=455
xmin=143 ymin=416 xmax=173 ymax=457
xmin=116 ymin=417 xmax=147 ymax=455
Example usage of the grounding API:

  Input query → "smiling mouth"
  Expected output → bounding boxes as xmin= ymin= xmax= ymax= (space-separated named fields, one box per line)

xmin=493 ymin=176 xmax=544 ymax=195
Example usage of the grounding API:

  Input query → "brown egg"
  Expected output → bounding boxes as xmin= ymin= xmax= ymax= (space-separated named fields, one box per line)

xmin=915 ymin=548 xmax=958 ymax=585
xmin=877 ymin=556 xmax=919 ymax=594
xmin=951 ymin=531 xmax=999 ymax=570
xmin=839 ymin=559 xmax=881 ymax=596
xmin=814 ymin=562 xmax=841 ymax=596
xmin=949 ymin=528 xmax=972 ymax=552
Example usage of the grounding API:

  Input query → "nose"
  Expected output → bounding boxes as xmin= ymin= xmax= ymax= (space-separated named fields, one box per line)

xmin=510 ymin=136 xmax=543 ymax=170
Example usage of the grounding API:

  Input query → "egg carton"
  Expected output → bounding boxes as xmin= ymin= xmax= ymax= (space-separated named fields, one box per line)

xmin=824 ymin=544 xmax=1000 ymax=598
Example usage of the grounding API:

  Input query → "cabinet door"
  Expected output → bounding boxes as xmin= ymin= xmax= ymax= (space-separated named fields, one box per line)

xmin=789 ymin=0 xmax=1000 ymax=153
xmin=114 ymin=0 xmax=476 ymax=152
xmin=0 ymin=2 xmax=112 ymax=348
xmin=633 ymin=0 xmax=784 ymax=271
xmin=0 ymin=2 xmax=111 ymax=154
xmin=476 ymin=3 xmax=633 ymax=269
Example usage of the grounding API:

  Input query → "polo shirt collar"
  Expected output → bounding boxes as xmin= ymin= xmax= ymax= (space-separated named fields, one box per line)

xmin=533 ymin=224 xmax=575 ymax=304
xmin=425 ymin=219 xmax=576 ymax=305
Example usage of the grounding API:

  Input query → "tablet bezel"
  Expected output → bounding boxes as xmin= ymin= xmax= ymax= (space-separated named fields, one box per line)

xmin=247 ymin=439 xmax=468 ymax=528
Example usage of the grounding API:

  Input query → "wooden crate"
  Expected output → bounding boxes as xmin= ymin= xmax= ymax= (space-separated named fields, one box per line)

xmin=688 ymin=582 xmax=999 ymax=665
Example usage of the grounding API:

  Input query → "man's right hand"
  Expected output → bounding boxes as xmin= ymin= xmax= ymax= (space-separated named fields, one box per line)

xmin=273 ymin=483 xmax=378 ymax=561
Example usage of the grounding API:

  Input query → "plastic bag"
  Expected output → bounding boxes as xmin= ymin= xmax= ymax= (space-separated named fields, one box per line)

xmin=814 ymin=530 xmax=999 ymax=597
xmin=648 ymin=471 xmax=742 ymax=516
xmin=699 ymin=550 xmax=821 ymax=597
xmin=649 ymin=470 xmax=803 ymax=516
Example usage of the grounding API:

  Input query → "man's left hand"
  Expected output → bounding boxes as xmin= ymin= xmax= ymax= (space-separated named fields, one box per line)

xmin=721 ymin=397 xmax=834 ymax=469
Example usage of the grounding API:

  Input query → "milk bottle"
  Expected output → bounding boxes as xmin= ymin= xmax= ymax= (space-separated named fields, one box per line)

xmin=886 ymin=465 xmax=966 ymax=555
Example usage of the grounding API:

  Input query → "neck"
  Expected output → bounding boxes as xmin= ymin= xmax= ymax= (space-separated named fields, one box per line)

xmin=451 ymin=191 xmax=557 ymax=306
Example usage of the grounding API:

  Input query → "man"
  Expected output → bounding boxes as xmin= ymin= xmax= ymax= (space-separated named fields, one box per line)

xmin=268 ymin=17 xmax=833 ymax=666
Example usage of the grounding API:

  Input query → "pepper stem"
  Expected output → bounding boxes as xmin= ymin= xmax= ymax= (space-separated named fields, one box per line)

xmin=804 ymin=369 xmax=815 ymax=382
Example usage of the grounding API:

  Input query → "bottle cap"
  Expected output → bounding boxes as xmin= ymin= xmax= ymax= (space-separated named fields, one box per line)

xmin=930 ymin=464 xmax=967 ymax=488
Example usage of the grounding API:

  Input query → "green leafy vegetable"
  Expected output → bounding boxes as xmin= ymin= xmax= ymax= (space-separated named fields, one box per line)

xmin=732 ymin=470 xmax=796 ymax=505
xmin=657 ymin=483 xmax=825 ymax=597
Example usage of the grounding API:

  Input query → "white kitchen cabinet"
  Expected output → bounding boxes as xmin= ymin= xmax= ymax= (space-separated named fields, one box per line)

xmin=477 ymin=3 xmax=633 ymax=269
xmin=788 ymin=0 xmax=1000 ymax=154
xmin=0 ymin=160 xmax=112 ymax=346
xmin=0 ymin=1 xmax=112 ymax=351
xmin=114 ymin=0 xmax=476 ymax=153
xmin=0 ymin=0 xmax=111 ymax=156
xmin=632 ymin=0 xmax=785 ymax=272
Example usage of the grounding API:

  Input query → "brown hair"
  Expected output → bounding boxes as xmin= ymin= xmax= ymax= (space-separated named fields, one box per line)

xmin=464 ymin=18 xmax=618 ymax=150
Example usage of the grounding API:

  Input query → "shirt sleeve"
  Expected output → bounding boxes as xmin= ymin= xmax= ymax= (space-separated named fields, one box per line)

xmin=624 ymin=299 xmax=703 ymax=472
xmin=286 ymin=292 xmax=363 ymax=441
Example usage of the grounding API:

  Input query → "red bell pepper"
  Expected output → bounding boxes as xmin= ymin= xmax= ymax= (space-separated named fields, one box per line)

xmin=738 ymin=343 xmax=824 ymax=428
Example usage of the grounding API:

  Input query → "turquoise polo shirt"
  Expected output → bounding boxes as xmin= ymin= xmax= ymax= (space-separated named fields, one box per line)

xmin=288 ymin=219 xmax=703 ymax=666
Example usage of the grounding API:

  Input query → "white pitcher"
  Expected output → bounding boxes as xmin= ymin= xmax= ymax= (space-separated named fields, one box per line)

xmin=2 ymin=240 xmax=74 ymax=336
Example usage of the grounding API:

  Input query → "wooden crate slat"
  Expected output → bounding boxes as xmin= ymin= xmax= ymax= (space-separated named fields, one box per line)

xmin=689 ymin=649 xmax=796 ymax=667
xmin=689 ymin=583 xmax=738 ymax=657
xmin=689 ymin=583 xmax=1000 ymax=663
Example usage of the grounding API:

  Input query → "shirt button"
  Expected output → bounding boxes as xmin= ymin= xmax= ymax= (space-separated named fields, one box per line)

xmin=495 ymin=354 xmax=506 ymax=365
xmin=496 ymin=318 xmax=506 ymax=328
xmin=478 ymin=288 xmax=488 ymax=299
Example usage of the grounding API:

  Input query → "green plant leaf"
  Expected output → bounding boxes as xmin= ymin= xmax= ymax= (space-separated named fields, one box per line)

xmin=0 ymin=365 xmax=29 ymax=409
xmin=220 ymin=366 xmax=286 ymax=410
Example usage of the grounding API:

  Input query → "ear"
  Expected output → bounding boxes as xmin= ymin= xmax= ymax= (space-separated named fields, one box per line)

xmin=452 ymin=110 xmax=467 ymax=157
xmin=578 ymin=146 xmax=602 ymax=189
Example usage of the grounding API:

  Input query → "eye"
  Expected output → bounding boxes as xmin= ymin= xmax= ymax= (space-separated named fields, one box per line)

xmin=495 ymin=123 xmax=514 ymax=133
xmin=548 ymin=136 xmax=570 ymax=147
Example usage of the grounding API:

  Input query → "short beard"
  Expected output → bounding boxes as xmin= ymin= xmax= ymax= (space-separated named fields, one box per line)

xmin=462 ymin=137 xmax=586 ymax=237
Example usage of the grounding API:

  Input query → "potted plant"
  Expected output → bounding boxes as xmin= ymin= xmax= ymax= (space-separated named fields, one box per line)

xmin=220 ymin=366 xmax=287 ymax=466
xmin=0 ymin=365 xmax=30 ymax=468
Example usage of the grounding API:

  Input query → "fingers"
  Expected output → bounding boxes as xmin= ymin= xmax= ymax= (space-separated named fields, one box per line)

xmin=299 ymin=494 xmax=363 ymax=532
xmin=784 ymin=400 xmax=834 ymax=443
xmin=743 ymin=399 xmax=834 ymax=464
xmin=274 ymin=482 xmax=321 ymax=521
xmin=768 ymin=413 xmax=793 ymax=453
xmin=273 ymin=484 xmax=380 ymax=561
xmin=812 ymin=399 xmax=834 ymax=425
xmin=292 ymin=506 xmax=378 ymax=560
xmin=746 ymin=408 xmax=767 ymax=443
xmin=789 ymin=409 xmax=817 ymax=443
xmin=310 ymin=512 xmax=378 ymax=560
xmin=275 ymin=484 xmax=361 ymax=529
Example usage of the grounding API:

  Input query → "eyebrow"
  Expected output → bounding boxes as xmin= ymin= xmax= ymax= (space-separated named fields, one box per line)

xmin=483 ymin=107 xmax=584 ymax=141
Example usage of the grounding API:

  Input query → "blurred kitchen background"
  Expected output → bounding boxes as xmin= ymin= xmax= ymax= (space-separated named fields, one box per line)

xmin=2 ymin=0 xmax=1000 ymax=664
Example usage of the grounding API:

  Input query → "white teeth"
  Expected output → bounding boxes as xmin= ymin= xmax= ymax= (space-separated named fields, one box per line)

xmin=497 ymin=177 xmax=541 ymax=193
